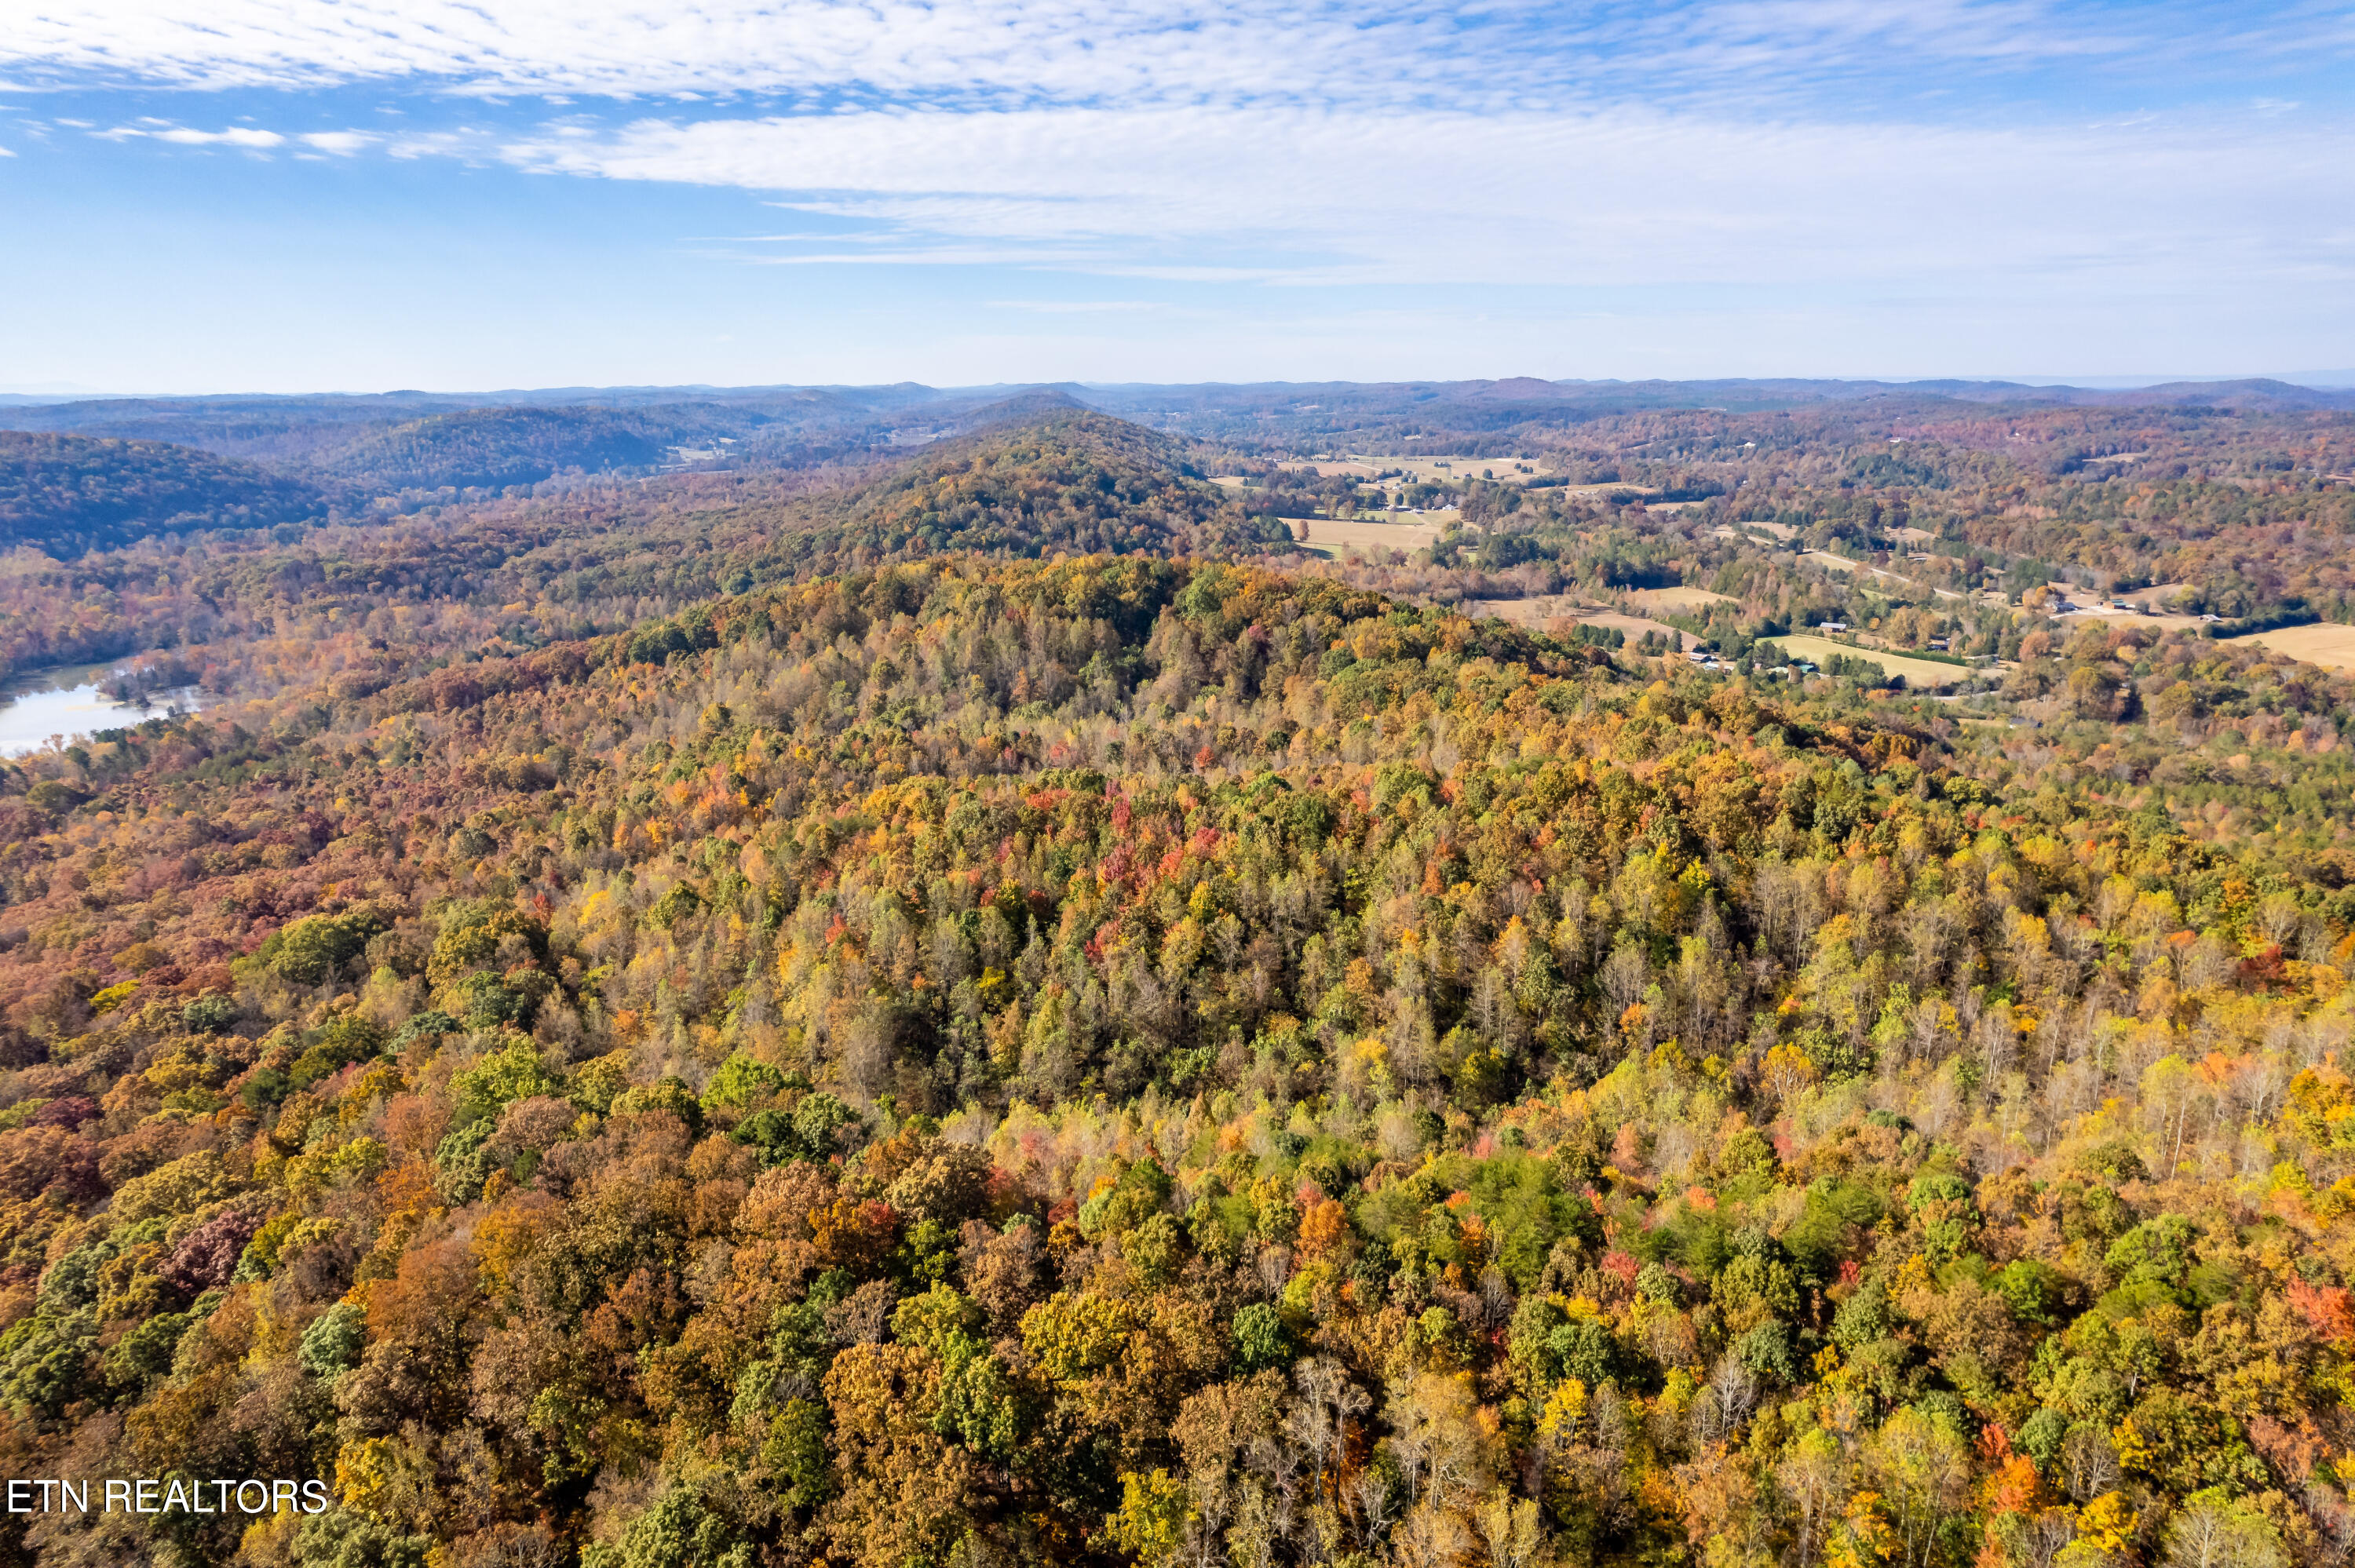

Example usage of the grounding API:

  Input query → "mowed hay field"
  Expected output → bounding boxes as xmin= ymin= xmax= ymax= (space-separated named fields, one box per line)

xmin=2054 ymin=606 xmax=2207 ymax=633
xmin=1464 ymin=597 xmax=1697 ymax=651
xmin=1799 ymin=551 xmax=1969 ymax=601
xmin=1626 ymin=585 xmax=1735 ymax=613
xmin=1282 ymin=456 xmax=1555 ymax=486
xmin=1765 ymin=634 xmax=1970 ymax=687
xmin=2227 ymin=622 xmax=2355 ymax=671
xmin=1294 ymin=516 xmax=1444 ymax=556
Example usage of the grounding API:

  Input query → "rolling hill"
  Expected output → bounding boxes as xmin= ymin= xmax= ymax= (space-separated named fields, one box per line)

xmin=312 ymin=406 xmax=692 ymax=494
xmin=0 ymin=431 xmax=327 ymax=556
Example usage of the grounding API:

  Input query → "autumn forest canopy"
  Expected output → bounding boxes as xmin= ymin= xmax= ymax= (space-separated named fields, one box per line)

xmin=0 ymin=379 xmax=2353 ymax=1568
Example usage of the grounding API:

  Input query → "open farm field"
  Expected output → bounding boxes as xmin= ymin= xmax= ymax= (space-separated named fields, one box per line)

xmin=2054 ymin=604 xmax=2205 ymax=632
xmin=1463 ymin=596 xmax=1697 ymax=649
xmin=1626 ymin=585 xmax=1735 ymax=612
xmin=1282 ymin=454 xmax=1559 ymax=485
xmin=2226 ymin=621 xmax=2355 ymax=671
xmin=1766 ymin=633 xmax=1971 ymax=686
xmin=1800 ymin=550 xmax=1966 ymax=600
xmin=1294 ymin=515 xmax=1443 ymax=556
xmin=1573 ymin=608 xmax=1696 ymax=648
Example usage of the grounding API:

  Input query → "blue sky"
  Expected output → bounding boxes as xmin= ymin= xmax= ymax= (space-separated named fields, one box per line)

xmin=4 ymin=1 xmax=2352 ymax=392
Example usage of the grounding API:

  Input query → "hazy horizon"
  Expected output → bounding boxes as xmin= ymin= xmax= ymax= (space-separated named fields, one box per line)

xmin=7 ymin=370 xmax=2355 ymax=404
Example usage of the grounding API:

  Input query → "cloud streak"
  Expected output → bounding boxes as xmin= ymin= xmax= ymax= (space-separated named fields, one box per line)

xmin=153 ymin=126 xmax=284 ymax=146
xmin=10 ymin=0 xmax=2353 ymax=385
xmin=7 ymin=0 xmax=2327 ymax=113
xmin=92 ymin=122 xmax=287 ymax=146
xmin=492 ymin=104 xmax=2355 ymax=294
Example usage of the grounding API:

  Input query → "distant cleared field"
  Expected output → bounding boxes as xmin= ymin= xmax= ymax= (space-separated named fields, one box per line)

xmin=1294 ymin=516 xmax=1442 ymax=557
xmin=1280 ymin=455 xmax=1565 ymax=487
xmin=2225 ymin=622 xmax=2355 ymax=672
xmin=1798 ymin=550 xmax=1967 ymax=601
xmin=1464 ymin=597 xmax=1696 ymax=651
xmin=1627 ymin=585 xmax=1734 ymax=612
xmin=1766 ymin=634 xmax=1970 ymax=687
xmin=2054 ymin=605 xmax=2205 ymax=632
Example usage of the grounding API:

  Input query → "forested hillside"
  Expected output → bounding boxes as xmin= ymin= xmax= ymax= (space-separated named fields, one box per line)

xmin=1 ymin=501 xmax=2353 ymax=1568
xmin=0 ymin=434 xmax=326 ymax=557
xmin=0 ymin=396 xmax=479 ymax=469
xmin=0 ymin=386 xmax=1103 ymax=510
xmin=0 ymin=409 xmax=1291 ymax=689
xmin=312 ymin=408 xmax=690 ymax=494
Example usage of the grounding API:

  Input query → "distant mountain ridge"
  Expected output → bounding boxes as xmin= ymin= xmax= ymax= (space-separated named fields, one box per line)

xmin=0 ymin=384 xmax=1102 ymax=490
xmin=1 ymin=373 xmax=2346 ymax=558
xmin=1078 ymin=375 xmax=2355 ymax=412
xmin=9 ymin=375 xmax=2352 ymax=436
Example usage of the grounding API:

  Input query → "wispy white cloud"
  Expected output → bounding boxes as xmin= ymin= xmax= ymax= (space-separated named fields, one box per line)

xmin=986 ymin=300 xmax=1171 ymax=313
xmin=97 ymin=122 xmax=286 ymax=146
xmin=491 ymin=104 xmax=2355 ymax=295
xmin=11 ymin=0 xmax=2351 ymax=388
xmin=4 ymin=0 xmax=2320 ymax=113
xmin=153 ymin=125 xmax=284 ymax=146
xmin=5 ymin=0 xmax=1490 ymax=103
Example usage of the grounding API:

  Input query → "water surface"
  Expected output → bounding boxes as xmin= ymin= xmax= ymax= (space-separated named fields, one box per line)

xmin=0 ymin=661 xmax=209 ymax=757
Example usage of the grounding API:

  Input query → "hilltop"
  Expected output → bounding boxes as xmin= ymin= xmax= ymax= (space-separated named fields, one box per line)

xmin=312 ymin=406 xmax=696 ymax=494
xmin=0 ymin=432 xmax=327 ymax=556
